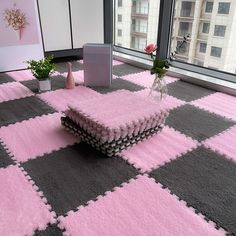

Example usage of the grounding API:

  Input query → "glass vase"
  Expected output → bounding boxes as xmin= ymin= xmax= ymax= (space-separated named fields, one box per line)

xmin=148 ymin=74 xmax=168 ymax=101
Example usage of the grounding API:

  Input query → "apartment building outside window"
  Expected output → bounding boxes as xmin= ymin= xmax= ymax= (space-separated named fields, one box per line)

xmin=118 ymin=14 xmax=122 ymax=22
xmin=211 ymin=46 xmax=222 ymax=57
xmin=180 ymin=1 xmax=195 ymax=17
xmin=202 ymin=22 xmax=210 ymax=34
xmin=178 ymin=22 xmax=192 ymax=36
xmin=205 ymin=1 xmax=214 ymax=13
xmin=118 ymin=29 xmax=122 ymax=36
xmin=199 ymin=43 xmax=207 ymax=53
xmin=118 ymin=0 xmax=122 ymax=7
xmin=214 ymin=25 xmax=226 ymax=37
xmin=218 ymin=2 xmax=231 ymax=14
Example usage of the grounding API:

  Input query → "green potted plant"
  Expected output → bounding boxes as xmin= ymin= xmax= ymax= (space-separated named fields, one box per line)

xmin=26 ymin=55 xmax=56 ymax=92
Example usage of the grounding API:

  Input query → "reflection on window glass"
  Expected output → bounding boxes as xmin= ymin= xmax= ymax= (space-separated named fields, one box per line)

xmin=114 ymin=0 xmax=160 ymax=52
xmin=171 ymin=0 xmax=236 ymax=74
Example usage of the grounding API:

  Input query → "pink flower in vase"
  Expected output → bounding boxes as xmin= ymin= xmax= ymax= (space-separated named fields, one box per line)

xmin=144 ymin=44 xmax=157 ymax=54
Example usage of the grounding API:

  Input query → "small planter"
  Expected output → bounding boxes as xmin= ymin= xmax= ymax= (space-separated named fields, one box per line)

xmin=38 ymin=79 xmax=51 ymax=92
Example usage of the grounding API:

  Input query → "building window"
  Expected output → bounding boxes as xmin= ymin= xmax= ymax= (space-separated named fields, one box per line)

xmin=118 ymin=0 xmax=122 ymax=7
xmin=180 ymin=1 xmax=195 ymax=17
xmin=117 ymin=29 xmax=122 ymax=37
xmin=214 ymin=25 xmax=226 ymax=37
xmin=118 ymin=14 xmax=122 ymax=22
xmin=205 ymin=1 xmax=213 ymax=13
xmin=211 ymin=46 xmax=222 ymax=57
xmin=202 ymin=22 xmax=210 ymax=34
xmin=178 ymin=22 xmax=191 ymax=36
xmin=218 ymin=2 xmax=230 ymax=14
xmin=199 ymin=43 xmax=207 ymax=53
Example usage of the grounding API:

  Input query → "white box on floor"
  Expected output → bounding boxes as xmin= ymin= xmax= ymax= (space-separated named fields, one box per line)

xmin=83 ymin=43 xmax=112 ymax=87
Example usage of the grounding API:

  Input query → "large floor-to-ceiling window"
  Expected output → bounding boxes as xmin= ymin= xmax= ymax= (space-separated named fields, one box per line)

xmin=113 ymin=0 xmax=236 ymax=83
xmin=114 ymin=0 xmax=160 ymax=52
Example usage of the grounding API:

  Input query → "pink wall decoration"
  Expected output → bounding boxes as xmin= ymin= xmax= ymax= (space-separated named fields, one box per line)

xmin=0 ymin=0 xmax=43 ymax=72
xmin=0 ymin=0 xmax=40 ymax=47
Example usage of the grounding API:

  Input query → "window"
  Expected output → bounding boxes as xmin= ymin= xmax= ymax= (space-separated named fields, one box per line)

xmin=205 ymin=1 xmax=213 ymax=13
xmin=211 ymin=46 xmax=222 ymax=57
xmin=118 ymin=14 xmax=122 ymax=22
xmin=181 ymin=1 xmax=195 ymax=17
xmin=114 ymin=0 xmax=159 ymax=52
xmin=199 ymin=43 xmax=207 ymax=53
xmin=214 ymin=25 xmax=226 ymax=37
xmin=118 ymin=0 xmax=122 ymax=7
xmin=202 ymin=22 xmax=210 ymax=34
xmin=178 ymin=22 xmax=192 ymax=36
xmin=118 ymin=29 xmax=122 ymax=37
xmin=218 ymin=2 xmax=230 ymax=14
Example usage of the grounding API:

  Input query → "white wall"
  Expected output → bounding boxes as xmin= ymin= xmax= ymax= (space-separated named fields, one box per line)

xmin=0 ymin=0 xmax=43 ymax=72
xmin=38 ymin=0 xmax=72 ymax=51
xmin=70 ymin=0 xmax=104 ymax=48
xmin=38 ymin=0 xmax=104 ymax=51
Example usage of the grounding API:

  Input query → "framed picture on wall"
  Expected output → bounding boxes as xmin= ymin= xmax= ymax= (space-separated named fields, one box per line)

xmin=0 ymin=0 xmax=43 ymax=72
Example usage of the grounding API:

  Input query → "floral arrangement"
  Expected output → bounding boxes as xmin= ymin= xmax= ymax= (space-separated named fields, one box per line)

xmin=3 ymin=4 xmax=28 ymax=31
xmin=144 ymin=35 xmax=190 ymax=100
xmin=144 ymin=44 xmax=169 ymax=78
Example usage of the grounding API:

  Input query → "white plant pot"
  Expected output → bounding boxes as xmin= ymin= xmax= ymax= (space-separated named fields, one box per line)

xmin=38 ymin=80 xmax=51 ymax=92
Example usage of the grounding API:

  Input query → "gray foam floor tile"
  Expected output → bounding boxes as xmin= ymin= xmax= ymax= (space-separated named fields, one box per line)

xmin=150 ymin=146 xmax=236 ymax=234
xmin=113 ymin=64 xmax=145 ymax=77
xmin=167 ymin=80 xmax=215 ymax=102
xmin=33 ymin=224 xmax=63 ymax=236
xmin=21 ymin=75 xmax=67 ymax=93
xmin=90 ymin=78 xmax=144 ymax=94
xmin=166 ymin=104 xmax=235 ymax=141
xmin=55 ymin=61 xmax=83 ymax=73
xmin=0 ymin=73 xmax=15 ymax=84
xmin=0 ymin=96 xmax=56 ymax=127
xmin=22 ymin=143 xmax=138 ymax=216
xmin=0 ymin=143 xmax=14 ymax=169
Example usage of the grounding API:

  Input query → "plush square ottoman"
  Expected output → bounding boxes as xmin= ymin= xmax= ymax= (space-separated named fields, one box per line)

xmin=61 ymin=90 xmax=168 ymax=156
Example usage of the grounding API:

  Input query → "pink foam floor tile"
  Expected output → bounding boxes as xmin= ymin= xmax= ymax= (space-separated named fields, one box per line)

xmin=120 ymin=126 xmax=198 ymax=172
xmin=0 ymin=113 xmax=78 ymax=162
xmin=113 ymin=60 xmax=124 ymax=66
xmin=6 ymin=70 xmax=35 ymax=82
xmin=38 ymin=86 xmax=100 ymax=112
xmin=191 ymin=92 xmax=236 ymax=121
xmin=62 ymin=71 xmax=117 ymax=85
xmin=59 ymin=175 xmax=224 ymax=236
xmin=204 ymin=125 xmax=236 ymax=162
xmin=0 ymin=165 xmax=55 ymax=236
xmin=123 ymin=71 xmax=178 ymax=88
xmin=134 ymin=89 xmax=185 ymax=111
xmin=0 ymin=82 xmax=34 ymax=103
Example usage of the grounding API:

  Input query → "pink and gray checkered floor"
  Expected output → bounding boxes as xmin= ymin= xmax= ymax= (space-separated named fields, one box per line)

xmin=0 ymin=60 xmax=236 ymax=236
